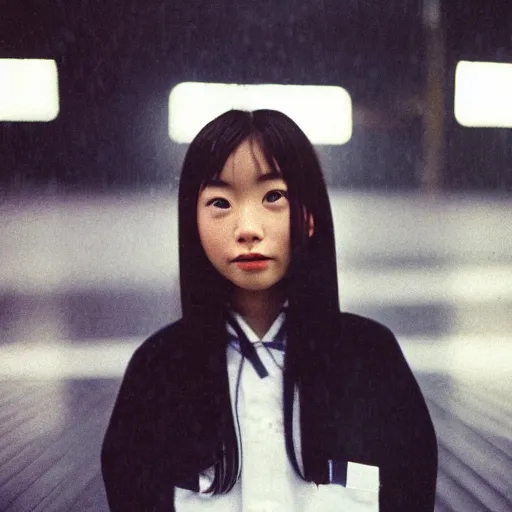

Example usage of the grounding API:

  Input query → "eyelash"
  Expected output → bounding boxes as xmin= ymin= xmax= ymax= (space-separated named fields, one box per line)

xmin=265 ymin=189 xmax=288 ymax=203
xmin=205 ymin=189 xmax=288 ymax=209
xmin=206 ymin=197 xmax=230 ymax=209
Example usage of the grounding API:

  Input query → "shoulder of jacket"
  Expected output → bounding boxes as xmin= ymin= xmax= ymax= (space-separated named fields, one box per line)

xmin=336 ymin=311 xmax=401 ymax=356
xmin=338 ymin=311 xmax=395 ymax=339
xmin=131 ymin=317 xmax=192 ymax=362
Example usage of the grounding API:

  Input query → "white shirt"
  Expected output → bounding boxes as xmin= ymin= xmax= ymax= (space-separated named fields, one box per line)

xmin=174 ymin=311 xmax=379 ymax=512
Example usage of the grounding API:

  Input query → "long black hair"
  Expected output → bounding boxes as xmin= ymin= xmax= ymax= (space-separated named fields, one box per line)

xmin=178 ymin=109 xmax=341 ymax=491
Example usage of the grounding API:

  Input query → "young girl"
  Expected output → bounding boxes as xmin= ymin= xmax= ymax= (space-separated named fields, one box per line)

xmin=101 ymin=109 xmax=437 ymax=512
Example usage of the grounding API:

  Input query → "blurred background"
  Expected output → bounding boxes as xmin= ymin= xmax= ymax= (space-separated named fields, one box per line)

xmin=0 ymin=0 xmax=511 ymax=510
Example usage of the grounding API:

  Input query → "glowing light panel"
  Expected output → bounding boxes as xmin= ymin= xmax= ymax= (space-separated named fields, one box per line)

xmin=0 ymin=59 xmax=59 ymax=121
xmin=169 ymin=82 xmax=352 ymax=144
xmin=455 ymin=60 xmax=512 ymax=127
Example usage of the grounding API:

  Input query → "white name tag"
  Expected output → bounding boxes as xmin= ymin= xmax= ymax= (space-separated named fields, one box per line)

xmin=346 ymin=462 xmax=380 ymax=493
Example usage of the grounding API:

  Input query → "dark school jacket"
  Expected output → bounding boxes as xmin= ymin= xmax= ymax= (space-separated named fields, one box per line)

xmin=101 ymin=312 xmax=438 ymax=512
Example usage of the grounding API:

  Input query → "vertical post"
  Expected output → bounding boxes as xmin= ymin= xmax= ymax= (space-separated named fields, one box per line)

xmin=422 ymin=0 xmax=445 ymax=194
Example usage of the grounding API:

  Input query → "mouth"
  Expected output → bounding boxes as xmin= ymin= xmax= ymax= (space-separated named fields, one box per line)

xmin=232 ymin=253 xmax=271 ymax=262
xmin=232 ymin=253 xmax=272 ymax=271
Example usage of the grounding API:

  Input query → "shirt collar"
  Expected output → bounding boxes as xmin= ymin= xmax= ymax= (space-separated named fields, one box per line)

xmin=226 ymin=301 xmax=288 ymax=343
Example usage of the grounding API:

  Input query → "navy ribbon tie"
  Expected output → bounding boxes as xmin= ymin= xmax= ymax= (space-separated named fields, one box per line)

xmin=262 ymin=319 xmax=286 ymax=352
xmin=227 ymin=317 xmax=269 ymax=378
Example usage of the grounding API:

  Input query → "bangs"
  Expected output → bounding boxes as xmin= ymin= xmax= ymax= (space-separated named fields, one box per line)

xmin=200 ymin=134 xmax=284 ymax=191
xmin=250 ymin=133 xmax=283 ymax=178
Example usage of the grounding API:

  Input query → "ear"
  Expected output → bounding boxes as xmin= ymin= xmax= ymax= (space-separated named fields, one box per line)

xmin=303 ymin=208 xmax=315 ymax=238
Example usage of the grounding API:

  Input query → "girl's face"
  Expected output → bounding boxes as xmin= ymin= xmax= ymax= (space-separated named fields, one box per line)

xmin=197 ymin=138 xmax=291 ymax=294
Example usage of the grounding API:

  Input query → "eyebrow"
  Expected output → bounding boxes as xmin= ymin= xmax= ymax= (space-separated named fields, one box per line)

xmin=203 ymin=170 xmax=284 ymax=188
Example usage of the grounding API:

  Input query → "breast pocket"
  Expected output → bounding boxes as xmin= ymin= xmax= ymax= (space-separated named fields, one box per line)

xmin=317 ymin=460 xmax=379 ymax=511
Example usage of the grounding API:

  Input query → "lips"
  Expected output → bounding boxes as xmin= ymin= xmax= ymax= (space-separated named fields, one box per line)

xmin=232 ymin=253 xmax=270 ymax=262
xmin=232 ymin=253 xmax=272 ymax=271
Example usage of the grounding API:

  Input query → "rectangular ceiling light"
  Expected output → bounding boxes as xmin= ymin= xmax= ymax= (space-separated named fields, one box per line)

xmin=169 ymin=82 xmax=352 ymax=145
xmin=0 ymin=59 xmax=60 ymax=122
xmin=455 ymin=60 xmax=512 ymax=127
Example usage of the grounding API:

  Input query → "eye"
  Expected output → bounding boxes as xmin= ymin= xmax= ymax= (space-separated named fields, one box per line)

xmin=264 ymin=189 xmax=288 ymax=203
xmin=206 ymin=197 xmax=230 ymax=209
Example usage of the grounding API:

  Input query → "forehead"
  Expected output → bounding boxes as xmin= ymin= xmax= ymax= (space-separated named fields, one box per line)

xmin=217 ymin=138 xmax=281 ymax=182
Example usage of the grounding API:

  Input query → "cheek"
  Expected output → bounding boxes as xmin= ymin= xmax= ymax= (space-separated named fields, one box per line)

xmin=198 ymin=215 xmax=226 ymax=258
xmin=275 ymin=214 xmax=291 ymax=241
xmin=270 ymin=215 xmax=291 ymax=260
xmin=197 ymin=213 xmax=214 ymax=254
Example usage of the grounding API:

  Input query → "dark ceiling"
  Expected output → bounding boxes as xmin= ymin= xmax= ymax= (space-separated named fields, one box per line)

xmin=1 ymin=0 xmax=511 ymax=191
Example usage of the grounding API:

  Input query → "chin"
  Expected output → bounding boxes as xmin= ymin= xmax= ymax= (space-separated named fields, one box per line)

xmin=237 ymin=283 xmax=274 ymax=292
xmin=233 ymin=278 xmax=284 ymax=293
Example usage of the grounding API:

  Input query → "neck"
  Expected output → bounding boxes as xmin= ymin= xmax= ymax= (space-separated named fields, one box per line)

xmin=231 ymin=286 xmax=286 ymax=339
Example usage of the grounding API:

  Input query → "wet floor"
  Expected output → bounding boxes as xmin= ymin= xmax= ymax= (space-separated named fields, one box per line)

xmin=0 ymin=369 xmax=510 ymax=511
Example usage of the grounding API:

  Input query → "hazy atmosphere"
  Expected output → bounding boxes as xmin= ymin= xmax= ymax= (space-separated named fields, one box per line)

xmin=1 ymin=1 xmax=511 ymax=510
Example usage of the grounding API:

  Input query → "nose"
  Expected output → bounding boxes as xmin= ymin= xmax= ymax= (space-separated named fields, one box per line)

xmin=235 ymin=205 xmax=263 ymax=244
